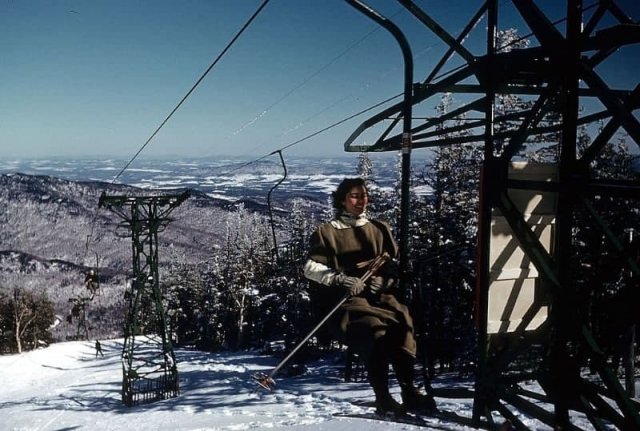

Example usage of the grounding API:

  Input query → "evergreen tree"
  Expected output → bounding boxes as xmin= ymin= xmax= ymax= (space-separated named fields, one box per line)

xmin=221 ymin=205 xmax=255 ymax=349
xmin=357 ymin=151 xmax=374 ymax=181
xmin=357 ymin=151 xmax=385 ymax=221
xmin=254 ymin=197 xmax=313 ymax=351
xmin=164 ymin=260 xmax=205 ymax=347
xmin=571 ymin=132 xmax=640 ymax=363
xmin=287 ymin=198 xmax=314 ymax=261
xmin=366 ymin=152 xmax=404 ymax=231
xmin=321 ymin=195 xmax=334 ymax=223
xmin=413 ymin=91 xmax=481 ymax=373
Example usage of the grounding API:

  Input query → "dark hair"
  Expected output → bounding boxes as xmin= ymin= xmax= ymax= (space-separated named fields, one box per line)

xmin=332 ymin=178 xmax=367 ymax=210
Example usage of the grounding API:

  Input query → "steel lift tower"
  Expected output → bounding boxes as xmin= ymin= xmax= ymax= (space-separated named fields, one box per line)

xmin=99 ymin=191 xmax=189 ymax=406
xmin=345 ymin=1 xmax=640 ymax=429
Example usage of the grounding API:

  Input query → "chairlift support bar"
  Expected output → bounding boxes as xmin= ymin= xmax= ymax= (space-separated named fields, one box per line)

xmin=267 ymin=150 xmax=288 ymax=260
xmin=345 ymin=0 xmax=413 ymax=297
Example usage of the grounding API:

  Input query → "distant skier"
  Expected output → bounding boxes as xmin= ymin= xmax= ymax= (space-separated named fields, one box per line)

xmin=95 ymin=340 xmax=104 ymax=357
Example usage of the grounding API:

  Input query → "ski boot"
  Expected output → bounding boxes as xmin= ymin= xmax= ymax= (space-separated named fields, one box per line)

xmin=400 ymin=386 xmax=437 ymax=414
xmin=374 ymin=392 xmax=406 ymax=417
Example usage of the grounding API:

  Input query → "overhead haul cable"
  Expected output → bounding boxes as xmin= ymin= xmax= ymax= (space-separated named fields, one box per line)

xmin=230 ymin=20 xmax=389 ymax=139
xmin=83 ymin=0 xmax=271 ymax=261
xmin=219 ymin=92 xmax=403 ymax=175
xmin=111 ymin=0 xmax=271 ymax=185
xmin=219 ymin=5 xmax=481 ymax=170
xmin=224 ymin=7 xmax=408 ymax=160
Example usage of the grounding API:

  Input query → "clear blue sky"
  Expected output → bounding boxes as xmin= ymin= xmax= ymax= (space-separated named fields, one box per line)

xmin=1 ymin=0 xmax=638 ymax=160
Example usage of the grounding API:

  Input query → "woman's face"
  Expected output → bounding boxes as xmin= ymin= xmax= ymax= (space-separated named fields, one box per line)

xmin=342 ymin=185 xmax=368 ymax=216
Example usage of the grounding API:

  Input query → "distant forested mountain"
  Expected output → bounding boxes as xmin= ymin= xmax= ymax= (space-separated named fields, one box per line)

xmin=0 ymin=172 xmax=288 ymax=342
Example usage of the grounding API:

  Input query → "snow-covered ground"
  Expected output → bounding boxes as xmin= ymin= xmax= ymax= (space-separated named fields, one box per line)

xmin=0 ymin=339 xmax=606 ymax=430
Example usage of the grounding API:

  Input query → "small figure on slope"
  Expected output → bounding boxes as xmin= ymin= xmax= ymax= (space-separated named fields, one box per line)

xmin=95 ymin=339 xmax=104 ymax=357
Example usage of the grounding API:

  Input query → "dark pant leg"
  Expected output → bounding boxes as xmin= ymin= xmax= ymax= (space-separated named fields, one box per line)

xmin=345 ymin=315 xmax=390 ymax=399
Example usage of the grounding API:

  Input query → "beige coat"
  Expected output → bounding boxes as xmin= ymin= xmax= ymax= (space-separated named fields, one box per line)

xmin=304 ymin=215 xmax=416 ymax=358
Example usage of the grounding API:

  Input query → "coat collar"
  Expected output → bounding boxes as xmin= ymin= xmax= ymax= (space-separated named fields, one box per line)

xmin=330 ymin=212 xmax=370 ymax=229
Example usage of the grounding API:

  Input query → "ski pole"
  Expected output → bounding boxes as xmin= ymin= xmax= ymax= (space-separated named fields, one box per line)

xmin=252 ymin=252 xmax=390 ymax=391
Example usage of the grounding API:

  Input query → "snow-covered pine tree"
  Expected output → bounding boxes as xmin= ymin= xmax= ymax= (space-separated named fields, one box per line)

xmin=413 ymin=91 xmax=481 ymax=374
xmin=252 ymin=198 xmax=313 ymax=348
xmin=570 ymin=129 xmax=640 ymax=360
xmin=321 ymin=195 xmax=333 ymax=223
xmin=356 ymin=151 xmax=380 ymax=219
xmin=357 ymin=151 xmax=374 ymax=181
xmin=215 ymin=204 xmax=272 ymax=349
xmin=365 ymin=152 xmax=403 ymax=232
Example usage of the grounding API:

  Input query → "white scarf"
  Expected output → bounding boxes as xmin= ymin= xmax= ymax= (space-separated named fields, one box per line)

xmin=330 ymin=212 xmax=370 ymax=229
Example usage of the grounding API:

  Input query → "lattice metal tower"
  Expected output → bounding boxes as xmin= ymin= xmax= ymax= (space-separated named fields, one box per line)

xmin=99 ymin=191 xmax=189 ymax=406
xmin=345 ymin=0 xmax=639 ymax=429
